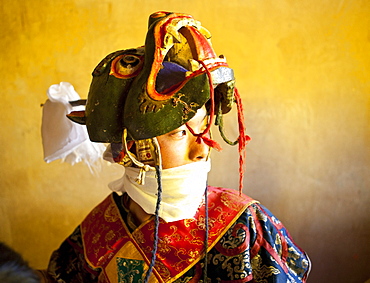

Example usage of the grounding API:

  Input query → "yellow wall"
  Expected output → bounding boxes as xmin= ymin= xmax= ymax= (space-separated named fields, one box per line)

xmin=1 ymin=1 xmax=369 ymax=282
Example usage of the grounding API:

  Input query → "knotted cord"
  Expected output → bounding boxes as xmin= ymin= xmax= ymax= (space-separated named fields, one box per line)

xmin=234 ymin=87 xmax=251 ymax=194
xmin=186 ymin=60 xmax=222 ymax=152
xmin=186 ymin=61 xmax=251 ymax=194
xmin=143 ymin=165 xmax=162 ymax=283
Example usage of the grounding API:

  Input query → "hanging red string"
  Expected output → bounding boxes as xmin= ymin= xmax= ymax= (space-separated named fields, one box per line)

xmin=186 ymin=60 xmax=222 ymax=152
xmin=234 ymin=87 xmax=251 ymax=195
xmin=185 ymin=60 xmax=250 ymax=194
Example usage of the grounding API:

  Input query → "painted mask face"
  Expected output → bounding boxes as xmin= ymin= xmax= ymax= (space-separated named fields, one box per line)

xmin=68 ymin=11 xmax=235 ymax=144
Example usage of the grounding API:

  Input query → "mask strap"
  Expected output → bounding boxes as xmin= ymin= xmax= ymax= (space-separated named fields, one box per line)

xmin=143 ymin=165 xmax=162 ymax=283
xmin=186 ymin=61 xmax=251 ymax=194
xmin=151 ymin=137 xmax=163 ymax=170
xmin=122 ymin=129 xmax=153 ymax=184
xmin=186 ymin=60 xmax=222 ymax=151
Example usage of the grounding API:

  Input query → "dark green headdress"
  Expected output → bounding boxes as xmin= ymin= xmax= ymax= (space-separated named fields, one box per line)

xmin=68 ymin=11 xmax=250 ymax=190
xmin=68 ymin=11 xmax=236 ymax=144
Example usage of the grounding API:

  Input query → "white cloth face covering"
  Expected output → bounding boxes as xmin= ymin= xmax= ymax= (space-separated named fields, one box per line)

xmin=108 ymin=159 xmax=211 ymax=222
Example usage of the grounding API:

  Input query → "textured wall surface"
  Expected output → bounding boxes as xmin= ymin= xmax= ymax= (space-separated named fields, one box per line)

xmin=0 ymin=1 xmax=369 ymax=282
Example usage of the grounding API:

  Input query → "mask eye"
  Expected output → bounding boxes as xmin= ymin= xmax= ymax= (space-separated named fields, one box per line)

xmin=110 ymin=54 xmax=144 ymax=79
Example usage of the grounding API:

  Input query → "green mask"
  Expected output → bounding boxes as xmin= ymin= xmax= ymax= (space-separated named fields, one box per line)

xmin=68 ymin=11 xmax=235 ymax=143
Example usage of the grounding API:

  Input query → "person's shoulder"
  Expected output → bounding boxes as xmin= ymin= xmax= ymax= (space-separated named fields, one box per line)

xmin=207 ymin=186 xmax=252 ymax=197
xmin=207 ymin=186 xmax=258 ymax=205
xmin=80 ymin=192 xmax=121 ymax=227
xmin=207 ymin=186 xmax=286 ymax=224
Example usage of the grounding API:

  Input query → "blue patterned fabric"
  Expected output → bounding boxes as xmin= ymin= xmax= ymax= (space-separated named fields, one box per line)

xmin=203 ymin=204 xmax=310 ymax=282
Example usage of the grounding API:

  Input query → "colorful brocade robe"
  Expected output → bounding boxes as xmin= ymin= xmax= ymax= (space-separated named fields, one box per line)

xmin=47 ymin=186 xmax=310 ymax=282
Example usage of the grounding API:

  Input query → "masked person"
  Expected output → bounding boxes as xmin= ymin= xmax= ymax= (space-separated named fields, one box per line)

xmin=43 ymin=11 xmax=310 ymax=283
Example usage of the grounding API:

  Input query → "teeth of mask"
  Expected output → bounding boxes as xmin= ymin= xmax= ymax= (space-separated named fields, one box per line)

xmin=163 ymin=34 xmax=174 ymax=48
xmin=188 ymin=59 xmax=201 ymax=72
xmin=166 ymin=26 xmax=182 ymax=43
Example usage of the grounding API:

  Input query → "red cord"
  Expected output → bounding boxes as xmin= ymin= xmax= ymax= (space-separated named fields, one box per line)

xmin=234 ymin=87 xmax=251 ymax=195
xmin=185 ymin=60 xmax=222 ymax=151
xmin=185 ymin=61 xmax=251 ymax=194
